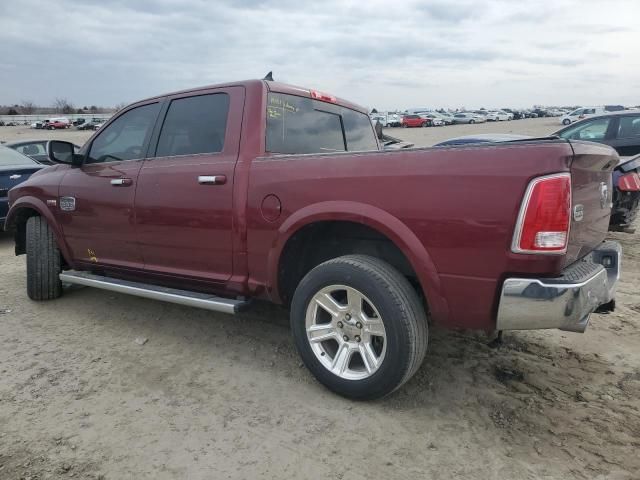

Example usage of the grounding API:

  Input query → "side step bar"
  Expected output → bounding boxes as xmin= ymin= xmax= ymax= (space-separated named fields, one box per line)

xmin=59 ymin=270 xmax=249 ymax=314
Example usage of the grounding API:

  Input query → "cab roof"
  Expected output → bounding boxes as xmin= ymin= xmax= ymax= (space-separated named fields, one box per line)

xmin=134 ymin=79 xmax=368 ymax=115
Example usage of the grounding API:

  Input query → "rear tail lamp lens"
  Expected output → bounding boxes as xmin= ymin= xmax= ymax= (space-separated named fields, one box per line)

xmin=618 ymin=172 xmax=640 ymax=191
xmin=512 ymin=173 xmax=571 ymax=254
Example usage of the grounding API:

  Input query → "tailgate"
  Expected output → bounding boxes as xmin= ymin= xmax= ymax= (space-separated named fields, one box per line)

xmin=565 ymin=141 xmax=619 ymax=265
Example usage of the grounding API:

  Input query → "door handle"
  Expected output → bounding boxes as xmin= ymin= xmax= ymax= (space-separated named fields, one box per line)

xmin=110 ymin=178 xmax=132 ymax=186
xmin=198 ymin=175 xmax=227 ymax=185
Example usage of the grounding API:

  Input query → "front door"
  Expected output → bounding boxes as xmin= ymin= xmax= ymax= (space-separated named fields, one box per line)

xmin=134 ymin=87 xmax=244 ymax=283
xmin=57 ymin=101 xmax=162 ymax=269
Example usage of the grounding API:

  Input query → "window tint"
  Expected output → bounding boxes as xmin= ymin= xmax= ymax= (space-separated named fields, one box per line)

xmin=617 ymin=116 xmax=640 ymax=139
xmin=558 ymin=117 xmax=611 ymax=141
xmin=87 ymin=103 xmax=160 ymax=164
xmin=266 ymin=93 xmax=377 ymax=154
xmin=156 ymin=93 xmax=229 ymax=157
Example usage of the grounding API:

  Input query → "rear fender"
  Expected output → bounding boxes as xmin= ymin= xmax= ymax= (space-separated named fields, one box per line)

xmin=267 ymin=201 xmax=449 ymax=322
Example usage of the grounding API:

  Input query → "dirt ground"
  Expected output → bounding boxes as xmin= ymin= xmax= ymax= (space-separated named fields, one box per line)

xmin=1 ymin=120 xmax=639 ymax=479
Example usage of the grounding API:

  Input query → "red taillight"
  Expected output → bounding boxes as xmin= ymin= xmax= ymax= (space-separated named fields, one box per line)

xmin=512 ymin=173 xmax=571 ymax=254
xmin=310 ymin=90 xmax=337 ymax=103
xmin=618 ymin=172 xmax=640 ymax=191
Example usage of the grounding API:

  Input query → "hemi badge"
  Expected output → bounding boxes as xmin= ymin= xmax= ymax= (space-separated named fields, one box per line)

xmin=46 ymin=199 xmax=57 ymax=207
xmin=59 ymin=196 xmax=76 ymax=211
xmin=573 ymin=204 xmax=584 ymax=222
xmin=9 ymin=174 xmax=22 ymax=180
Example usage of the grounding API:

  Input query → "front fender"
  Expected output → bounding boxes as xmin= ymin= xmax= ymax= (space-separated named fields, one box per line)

xmin=266 ymin=200 xmax=449 ymax=322
xmin=5 ymin=196 xmax=74 ymax=266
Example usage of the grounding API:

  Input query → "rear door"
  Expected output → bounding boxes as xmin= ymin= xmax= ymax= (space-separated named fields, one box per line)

xmin=134 ymin=87 xmax=244 ymax=283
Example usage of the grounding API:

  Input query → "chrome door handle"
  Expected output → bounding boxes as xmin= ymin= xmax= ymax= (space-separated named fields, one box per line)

xmin=198 ymin=175 xmax=227 ymax=185
xmin=110 ymin=178 xmax=132 ymax=186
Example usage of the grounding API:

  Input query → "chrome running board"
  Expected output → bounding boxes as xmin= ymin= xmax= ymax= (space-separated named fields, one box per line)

xmin=59 ymin=270 xmax=249 ymax=314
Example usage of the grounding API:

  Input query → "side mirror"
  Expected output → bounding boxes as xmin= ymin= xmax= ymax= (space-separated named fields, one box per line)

xmin=47 ymin=140 xmax=83 ymax=167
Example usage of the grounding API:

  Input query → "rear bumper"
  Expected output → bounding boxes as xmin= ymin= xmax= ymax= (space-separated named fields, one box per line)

xmin=496 ymin=241 xmax=621 ymax=333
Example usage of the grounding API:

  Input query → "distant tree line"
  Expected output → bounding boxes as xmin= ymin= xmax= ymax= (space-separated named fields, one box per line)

xmin=1 ymin=99 xmax=120 ymax=115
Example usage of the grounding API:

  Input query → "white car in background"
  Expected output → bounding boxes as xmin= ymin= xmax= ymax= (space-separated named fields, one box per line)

xmin=485 ymin=111 xmax=511 ymax=121
xmin=560 ymin=106 xmax=606 ymax=125
xmin=370 ymin=114 xmax=389 ymax=127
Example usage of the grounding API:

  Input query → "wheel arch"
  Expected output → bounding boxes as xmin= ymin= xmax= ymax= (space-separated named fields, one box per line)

xmin=267 ymin=201 xmax=448 ymax=319
xmin=5 ymin=197 xmax=72 ymax=264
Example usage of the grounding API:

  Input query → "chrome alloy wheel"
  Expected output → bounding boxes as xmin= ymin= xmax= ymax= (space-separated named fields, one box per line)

xmin=305 ymin=285 xmax=387 ymax=380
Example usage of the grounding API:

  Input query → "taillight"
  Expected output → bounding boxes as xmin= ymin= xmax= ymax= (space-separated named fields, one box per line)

xmin=618 ymin=172 xmax=640 ymax=191
xmin=310 ymin=90 xmax=337 ymax=103
xmin=512 ymin=173 xmax=571 ymax=254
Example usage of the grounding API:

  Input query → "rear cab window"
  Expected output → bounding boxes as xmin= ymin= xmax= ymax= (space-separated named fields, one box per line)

xmin=266 ymin=93 xmax=377 ymax=154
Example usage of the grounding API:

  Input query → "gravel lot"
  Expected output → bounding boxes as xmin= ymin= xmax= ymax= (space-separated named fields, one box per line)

xmin=1 ymin=119 xmax=639 ymax=479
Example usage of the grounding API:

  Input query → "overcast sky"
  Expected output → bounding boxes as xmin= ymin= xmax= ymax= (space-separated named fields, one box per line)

xmin=1 ymin=0 xmax=638 ymax=110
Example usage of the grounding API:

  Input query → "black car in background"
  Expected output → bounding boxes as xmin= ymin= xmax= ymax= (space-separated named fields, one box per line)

xmin=5 ymin=140 xmax=81 ymax=165
xmin=553 ymin=111 xmax=640 ymax=157
xmin=0 ymin=145 xmax=44 ymax=227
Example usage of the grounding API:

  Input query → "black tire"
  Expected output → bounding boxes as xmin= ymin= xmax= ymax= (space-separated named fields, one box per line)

xmin=290 ymin=255 xmax=428 ymax=400
xmin=563 ymin=119 xmax=571 ymax=125
xmin=26 ymin=216 xmax=62 ymax=301
xmin=469 ymin=119 xmax=475 ymax=124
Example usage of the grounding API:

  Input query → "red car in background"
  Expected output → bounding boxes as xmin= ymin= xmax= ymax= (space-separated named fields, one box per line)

xmin=401 ymin=114 xmax=429 ymax=127
xmin=44 ymin=120 xmax=70 ymax=130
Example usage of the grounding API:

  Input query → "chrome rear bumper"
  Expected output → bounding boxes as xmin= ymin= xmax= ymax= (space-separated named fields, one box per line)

xmin=496 ymin=241 xmax=621 ymax=333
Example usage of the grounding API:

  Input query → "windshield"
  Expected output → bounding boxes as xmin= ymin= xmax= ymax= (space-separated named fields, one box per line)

xmin=0 ymin=145 xmax=39 ymax=166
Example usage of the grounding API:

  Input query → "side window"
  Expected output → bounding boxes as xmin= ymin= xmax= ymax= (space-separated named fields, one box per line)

xmin=617 ymin=116 xmax=640 ymax=139
xmin=87 ymin=103 xmax=160 ymax=164
xmin=559 ymin=118 xmax=611 ymax=141
xmin=155 ymin=93 xmax=229 ymax=157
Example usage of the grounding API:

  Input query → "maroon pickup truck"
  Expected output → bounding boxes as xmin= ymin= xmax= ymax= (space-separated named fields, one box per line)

xmin=4 ymin=79 xmax=622 ymax=399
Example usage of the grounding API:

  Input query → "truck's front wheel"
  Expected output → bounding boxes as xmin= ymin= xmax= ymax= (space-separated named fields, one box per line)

xmin=291 ymin=255 xmax=428 ymax=400
xmin=26 ymin=216 xmax=62 ymax=301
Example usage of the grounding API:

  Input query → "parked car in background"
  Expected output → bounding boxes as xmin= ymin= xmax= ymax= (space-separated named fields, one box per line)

xmin=386 ymin=113 xmax=402 ymax=127
xmin=0 ymin=145 xmax=44 ymax=227
xmin=417 ymin=113 xmax=443 ymax=126
xmin=401 ymin=114 xmax=429 ymax=127
xmin=452 ymin=112 xmax=486 ymax=124
xmin=610 ymin=154 xmax=640 ymax=231
xmin=3 ymin=78 xmax=621 ymax=400
xmin=485 ymin=111 xmax=510 ymax=121
xmin=370 ymin=114 xmax=388 ymax=127
xmin=437 ymin=112 xmax=454 ymax=125
xmin=5 ymin=140 xmax=81 ymax=165
xmin=44 ymin=119 xmax=71 ymax=130
xmin=77 ymin=120 xmax=105 ymax=131
xmin=553 ymin=111 xmax=640 ymax=156
xmin=560 ymin=107 xmax=606 ymax=125
xmin=30 ymin=121 xmax=44 ymax=129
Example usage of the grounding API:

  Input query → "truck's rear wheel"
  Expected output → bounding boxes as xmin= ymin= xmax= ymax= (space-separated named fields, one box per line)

xmin=290 ymin=255 xmax=428 ymax=400
xmin=26 ymin=216 xmax=62 ymax=300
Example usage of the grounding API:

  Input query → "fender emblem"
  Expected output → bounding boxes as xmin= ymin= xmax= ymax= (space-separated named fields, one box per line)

xmin=59 ymin=196 xmax=76 ymax=211
xmin=573 ymin=204 xmax=584 ymax=222
xmin=9 ymin=174 xmax=22 ymax=180
xmin=599 ymin=183 xmax=609 ymax=208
